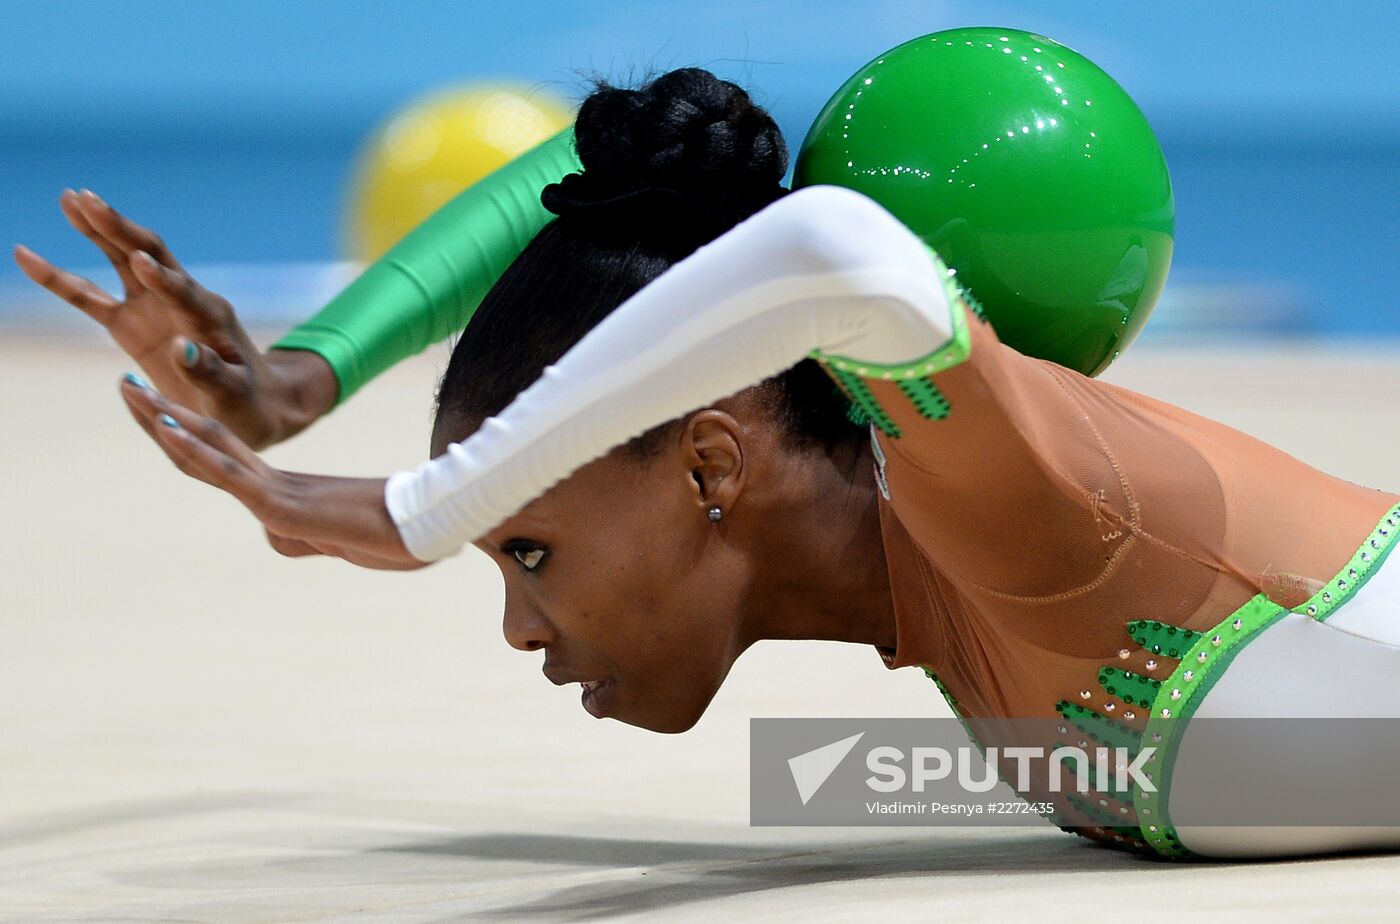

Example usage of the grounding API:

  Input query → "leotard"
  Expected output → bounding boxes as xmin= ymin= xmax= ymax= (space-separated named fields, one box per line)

xmin=384 ymin=185 xmax=1400 ymax=858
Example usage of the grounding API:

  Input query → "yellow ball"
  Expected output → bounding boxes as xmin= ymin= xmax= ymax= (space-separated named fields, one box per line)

xmin=345 ymin=84 xmax=573 ymax=262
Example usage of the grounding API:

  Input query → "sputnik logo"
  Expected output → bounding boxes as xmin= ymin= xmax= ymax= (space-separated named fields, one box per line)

xmin=788 ymin=732 xmax=866 ymax=805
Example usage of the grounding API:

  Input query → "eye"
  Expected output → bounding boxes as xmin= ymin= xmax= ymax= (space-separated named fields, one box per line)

xmin=513 ymin=548 xmax=546 ymax=571
xmin=501 ymin=538 xmax=548 ymax=573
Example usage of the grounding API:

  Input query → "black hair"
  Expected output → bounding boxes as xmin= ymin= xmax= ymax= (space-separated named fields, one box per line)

xmin=432 ymin=67 xmax=866 ymax=458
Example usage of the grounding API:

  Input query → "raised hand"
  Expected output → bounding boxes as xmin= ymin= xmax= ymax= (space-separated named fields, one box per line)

xmin=14 ymin=190 xmax=338 ymax=450
xmin=117 ymin=374 xmax=425 ymax=571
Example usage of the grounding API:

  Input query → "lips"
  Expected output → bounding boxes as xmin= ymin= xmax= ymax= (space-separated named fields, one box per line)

xmin=580 ymin=678 xmax=613 ymax=718
xmin=542 ymin=665 xmax=614 ymax=717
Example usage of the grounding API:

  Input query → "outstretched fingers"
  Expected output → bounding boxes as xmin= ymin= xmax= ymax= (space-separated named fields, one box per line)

xmin=127 ymin=245 xmax=236 ymax=334
xmin=12 ymin=243 xmax=119 ymax=324
xmin=74 ymin=189 xmax=182 ymax=272
xmin=120 ymin=377 xmax=274 ymax=513
xmin=58 ymin=189 xmax=142 ymax=293
xmin=118 ymin=376 xmax=418 ymax=570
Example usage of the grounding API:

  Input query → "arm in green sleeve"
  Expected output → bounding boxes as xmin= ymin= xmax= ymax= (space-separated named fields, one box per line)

xmin=271 ymin=127 xmax=581 ymax=403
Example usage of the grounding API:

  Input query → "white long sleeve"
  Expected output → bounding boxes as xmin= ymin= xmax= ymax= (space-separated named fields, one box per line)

xmin=385 ymin=184 xmax=954 ymax=562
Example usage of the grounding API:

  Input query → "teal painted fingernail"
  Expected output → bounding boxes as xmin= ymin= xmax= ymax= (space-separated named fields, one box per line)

xmin=183 ymin=341 xmax=198 ymax=366
xmin=123 ymin=372 xmax=149 ymax=389
xmin=160 ymin=414 xmax=181 ymax=429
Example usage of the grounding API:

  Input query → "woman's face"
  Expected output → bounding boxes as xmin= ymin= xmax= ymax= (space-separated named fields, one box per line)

xmin=444 ymin=408 xmax=762 ymax=734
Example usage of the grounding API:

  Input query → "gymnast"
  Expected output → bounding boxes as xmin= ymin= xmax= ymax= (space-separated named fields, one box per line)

xmin=16 ymin=66 xmax=1400 ymax=860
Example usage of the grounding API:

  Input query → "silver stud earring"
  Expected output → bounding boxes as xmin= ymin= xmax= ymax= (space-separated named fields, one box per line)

xmin=707 ymin=506 xmax=723 ymax=522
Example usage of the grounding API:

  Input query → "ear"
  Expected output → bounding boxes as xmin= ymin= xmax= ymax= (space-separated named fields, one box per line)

xmin=679 ymin=408 xmax=746 ymax=516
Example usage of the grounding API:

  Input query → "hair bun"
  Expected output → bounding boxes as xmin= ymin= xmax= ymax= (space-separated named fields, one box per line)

xmin=542 ymin=68 xmax=788 ymax=235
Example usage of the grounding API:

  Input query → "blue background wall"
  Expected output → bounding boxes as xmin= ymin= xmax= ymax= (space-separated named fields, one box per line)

xmin=4 ymin=0 xmax=1398 ymax=334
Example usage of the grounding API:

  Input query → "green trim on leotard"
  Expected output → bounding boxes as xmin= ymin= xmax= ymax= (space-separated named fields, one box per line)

xmin=1300 ymin=507 xmax=1400 ymax=621
xmin=811 ymin=249 xmax=974 ymax=433
xmin=827 ymin=367 xmax=902 ymax=437
xmin=809 ymin=250 xmax=971 ymax=381
xmin=1126 ymin=620 xmax=1203 ymax=657
xmin=920 ymin=503 xmax=1400 ymax=859
xmin=1132 ymin=501 xmax=1400 ymax=858
xmin=1130 ymin=596 xmax=1289 ymax=859
xmin=271 ymin=127 xmax=582 ymax=403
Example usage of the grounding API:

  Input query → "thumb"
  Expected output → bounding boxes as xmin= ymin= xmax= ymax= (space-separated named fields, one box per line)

xmin=174 ymin=337 xmax=246 ymax=402
xmin=265 ymin=528 xmax=324 ymax=559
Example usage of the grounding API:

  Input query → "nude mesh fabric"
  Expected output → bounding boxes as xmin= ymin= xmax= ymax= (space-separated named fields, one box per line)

xmin=866 ymin=302 xmax=1399 ymax=723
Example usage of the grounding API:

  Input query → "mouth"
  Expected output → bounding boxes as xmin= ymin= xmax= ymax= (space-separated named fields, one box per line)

xmin=579 ymin=678 xmax=613 ymax=718
xmin=542 ymin=666 xmax=615 ymax=718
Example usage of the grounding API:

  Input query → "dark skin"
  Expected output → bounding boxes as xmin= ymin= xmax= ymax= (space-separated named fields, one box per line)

xmin=117 ymin=383 xmax=897 ymax=733
xmin=13 ymin=190 xmax=339 ymax=450
xmin=430 ymin=400 xmax=897 ymax=732
xmin=20 ymin=192 xmax=898 ymax=734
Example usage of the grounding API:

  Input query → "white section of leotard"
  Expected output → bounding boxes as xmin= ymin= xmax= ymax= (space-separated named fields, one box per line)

xmin=385 ymin=185 xmax=952 ymax=562
xmin=1172 ymin=552 xmax=1400 ymax=858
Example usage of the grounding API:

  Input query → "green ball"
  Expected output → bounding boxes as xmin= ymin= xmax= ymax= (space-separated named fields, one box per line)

xmin=794 ymin=27 xmax=1174 ymax=376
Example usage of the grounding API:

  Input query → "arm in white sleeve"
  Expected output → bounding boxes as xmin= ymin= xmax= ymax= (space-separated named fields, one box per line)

xmin=385 ymin=184 xmax=954 ymax=562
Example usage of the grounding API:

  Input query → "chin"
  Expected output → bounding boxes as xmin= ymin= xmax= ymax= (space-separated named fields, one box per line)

xmin=613 ymin=692 xmax=713 ymax=735
xmin=637 ymin=711 xmax=706 ymax=735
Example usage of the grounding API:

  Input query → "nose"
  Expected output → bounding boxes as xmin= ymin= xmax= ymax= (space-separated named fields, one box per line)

xmin=502 ymin=596 xmax=557 ymax=653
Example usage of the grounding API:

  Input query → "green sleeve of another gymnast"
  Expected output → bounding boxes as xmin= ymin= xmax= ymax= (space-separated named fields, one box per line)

xmin=270 ymin=127 xmax=581 ymax=404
